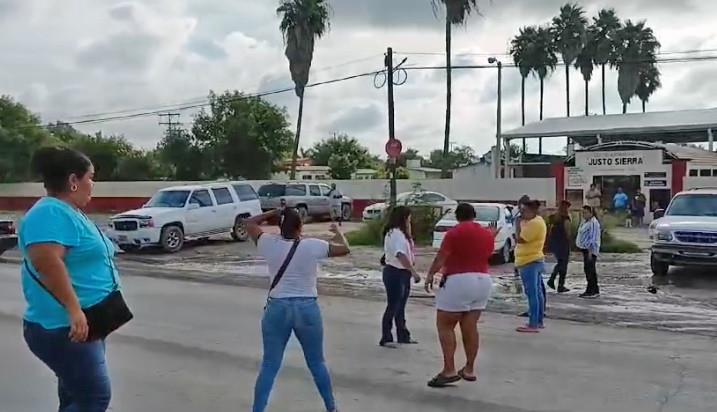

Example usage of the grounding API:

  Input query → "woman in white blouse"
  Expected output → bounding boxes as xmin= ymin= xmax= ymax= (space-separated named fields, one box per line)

xmin=380 ymin=206 xmax=421 ymax=347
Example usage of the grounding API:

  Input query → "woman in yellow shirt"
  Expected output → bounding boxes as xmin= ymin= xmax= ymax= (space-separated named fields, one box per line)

xmin=514 ymin=200 xmax=547 ymax=333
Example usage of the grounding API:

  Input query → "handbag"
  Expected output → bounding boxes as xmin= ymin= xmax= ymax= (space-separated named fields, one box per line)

xmin=23 ymin=223 xmax=133 ymax=341
xmin=265 ymin=238 xmax=301 ymax=308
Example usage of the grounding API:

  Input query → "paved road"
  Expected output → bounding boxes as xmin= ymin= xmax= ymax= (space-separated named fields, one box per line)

xmin=0 ymin=263 xmax=716 ymax=412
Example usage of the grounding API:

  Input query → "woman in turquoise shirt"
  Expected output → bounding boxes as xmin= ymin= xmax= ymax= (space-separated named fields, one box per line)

xmin=20 ymin=147 xmax=121 ymax=412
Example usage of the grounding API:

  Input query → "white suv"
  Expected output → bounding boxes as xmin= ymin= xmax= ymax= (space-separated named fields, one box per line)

xmin=107 ymin=182 xmax=262 ymax=253
xmin=649 ymin=188 xmax=717 ymax=276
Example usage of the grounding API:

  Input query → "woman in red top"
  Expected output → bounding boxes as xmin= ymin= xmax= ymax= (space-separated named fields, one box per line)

xmin=424 ymin=203 xmax=495 ymax=388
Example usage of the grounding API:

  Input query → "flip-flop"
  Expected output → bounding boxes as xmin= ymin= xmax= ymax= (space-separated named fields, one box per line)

xmin=427 ymin=374 xmax=461 ymax=388
xmin=458 ymin=368 xmax=477 ymax=382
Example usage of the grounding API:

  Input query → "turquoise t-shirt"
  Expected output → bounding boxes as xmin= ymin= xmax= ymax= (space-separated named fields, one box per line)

xmin=19 ymin=197 xmax=119 ymax=329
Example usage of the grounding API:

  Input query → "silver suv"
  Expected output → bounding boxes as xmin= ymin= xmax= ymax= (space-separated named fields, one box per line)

xmin=649 ymin=188 xmax=717 ymax=276
xmin=257 ymin=182 xmax=352 ymax=222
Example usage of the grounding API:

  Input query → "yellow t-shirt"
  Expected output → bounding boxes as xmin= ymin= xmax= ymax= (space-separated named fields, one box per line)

xmin=515 ymin=216 xmax=547 ymax=267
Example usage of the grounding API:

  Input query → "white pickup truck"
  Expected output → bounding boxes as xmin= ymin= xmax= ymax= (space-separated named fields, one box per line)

xmin=107 ymin=182 xmax=262 ymax=253
xmin=649 ymin=188 xmax=717 ymax=276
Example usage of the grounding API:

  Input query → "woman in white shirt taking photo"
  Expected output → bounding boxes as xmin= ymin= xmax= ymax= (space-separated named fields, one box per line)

xmin=247 ymin=207 xmax=350 ymax=412
xmin=380 ymin=206 xmax=421 ymax=348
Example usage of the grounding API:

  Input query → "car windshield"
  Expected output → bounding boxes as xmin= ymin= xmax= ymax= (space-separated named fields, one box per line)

xmin=258 ymin=184 xmax=285 ymax=198
xmin=666 ymin=194 xmax=717 ymax=217
xmin=146 ymin=190 xmax=190 ymax=208
xmin=474 ymin=206 xmax=500 ymax=222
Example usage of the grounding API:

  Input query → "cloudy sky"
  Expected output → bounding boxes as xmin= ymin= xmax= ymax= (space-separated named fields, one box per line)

xmin=2 ymin=0 xmax=717 ymax=157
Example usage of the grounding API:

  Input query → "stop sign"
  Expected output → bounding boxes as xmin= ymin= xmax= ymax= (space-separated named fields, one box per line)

xmin=385 ymin=139 xmax=403 ymax=158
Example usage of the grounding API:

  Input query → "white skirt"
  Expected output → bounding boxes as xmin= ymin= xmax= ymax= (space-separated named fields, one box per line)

xmin=435 ymin=273 xmax=493 ymax=312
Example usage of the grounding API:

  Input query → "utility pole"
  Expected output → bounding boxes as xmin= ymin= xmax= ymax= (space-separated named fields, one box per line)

xmin=488 ymin=57 xmax=502 ymax=178
xmin=385 ymin=48 xmax=397 ymax=206
xmin=158 ymin=113 xmax=181 ymax=138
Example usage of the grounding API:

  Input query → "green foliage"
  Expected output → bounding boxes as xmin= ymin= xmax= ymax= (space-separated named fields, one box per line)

xmin=563 ymin=212 xmax=640 ymax=253
xmin=306 ymin=134 xmax=373 ymax=168
xmin=613 ymin=20 xmax=660 ymax=112
xmin=327 ymin=153 xmax=358 ymax=180
xmin=426 ymin=145 xmax=476 ymax=171
xmin=346 ymin=205 xmax=443 ymax=247
xmin=155 ymin=129 xmax=208 ymax=180
xmin=346 ymin=218 xmax=384 ymax=246
xmin=552 ymin=3 xmax=588 ymax=65
xmin=191 ymin=90 xmax=294 ymax=179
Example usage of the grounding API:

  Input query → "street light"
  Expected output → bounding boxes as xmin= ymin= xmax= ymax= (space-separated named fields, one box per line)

xmin=488 ymin=57 xmax=503 ymax=179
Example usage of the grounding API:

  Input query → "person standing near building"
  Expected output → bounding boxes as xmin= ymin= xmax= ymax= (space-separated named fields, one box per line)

xmin=514 ymin=200 xmax=547 ymax=333
xmin=586 ymin=184 xmax=602 ymax=213
xmin=547 ymin=200 xmax=572 ymax=293
xmin=327 ymin=183 xmax=344 ymax=226
xmin=612 ymin=187 xmax=629 ymax=213
xmin=632 ymin=189 xmax=647 ymax=227
xmin=576 ymin=206 xmax=602 ymax=299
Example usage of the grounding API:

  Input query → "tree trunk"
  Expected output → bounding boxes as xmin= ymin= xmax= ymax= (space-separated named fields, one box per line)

xmin=565 ymin=64 xmax=570 ymax=117
xmin=585 ymin=79 xmax=589 ymax=116
xmin=442 ymin=19 xmax=452 ymax=179
xmin=521 ymin=77 xmax=526 ymax=126
xmin=601 ymin=64 xmax=606 ymax=115
xmin=622 ymin=102 xmax=627 ymax=114
xmin=540 ymin=78 xmax=544 ymax=120
xmin=642 ymin=99 xmax=646 ymax=113
xmin=289 ymin=93 xmax=305 ymax=180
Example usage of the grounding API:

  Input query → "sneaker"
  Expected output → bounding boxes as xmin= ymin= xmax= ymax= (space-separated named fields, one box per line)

xmin=558 ymin=286 xmax=570 ymax=293
xmin=516 ymin=325 xmax=540 ymax=333
xmin=579 ymin=293 xmax=600 ymax=299
xmin=546 ymin=279 xmax=556 ymax=290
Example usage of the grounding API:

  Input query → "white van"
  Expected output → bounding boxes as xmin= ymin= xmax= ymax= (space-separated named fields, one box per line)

xmin=107 ymin=182 xmax=262 ymax=253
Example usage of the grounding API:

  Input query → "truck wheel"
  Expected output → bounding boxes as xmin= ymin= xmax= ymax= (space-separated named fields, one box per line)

xmin=650 ymin=254 xmax=669 ymax=277
xmin=341 ymin=204 xmax=352 ymax=221
xmin=161 ymin=225 xmax=184 ymax=253
xmin=231 ymin=217 xmax=249 ymax=242
xmin=296 ymin=206 xmax=309 ymax=223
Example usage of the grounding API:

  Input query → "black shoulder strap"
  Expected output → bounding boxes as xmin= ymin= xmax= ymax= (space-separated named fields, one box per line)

xmin=23 ymin=260 xmax=65 ymax=307
xmin=269 ymin=239 xmax=301 ymax=292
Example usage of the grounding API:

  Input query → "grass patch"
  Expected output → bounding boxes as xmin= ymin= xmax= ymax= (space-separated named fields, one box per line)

xmin=346 ymin=205 xmax=443 ymax=247
xmin=345 ymin=219 xmax=383 ymax=246
xmin=600 ymin=238 xmax=642 ymax=254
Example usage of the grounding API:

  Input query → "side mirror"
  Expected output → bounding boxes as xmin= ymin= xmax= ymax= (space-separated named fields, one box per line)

xmin=187 ymin=203 xmax=200 ymax=210
xmin=654 ymin=209 xmax=665 ymax=219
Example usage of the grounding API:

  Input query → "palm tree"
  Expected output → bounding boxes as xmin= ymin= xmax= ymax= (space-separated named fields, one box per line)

xmin=636 ymin=64 xmax=661 ymax=112
xmin=614 ymin=20 xmax=660 ymax=113
xmin=592 ymin=8 xmax=621 ymax=115
xmin=432 ymin=0 xmax=480 ymax=178
xmin=533 ymin=26 xmax=558 ymax=153
xmin=277 ymin=0 xmax=330 ymax=180
xmin=510 ymin=26 xmax=538 ymax=126
xmin=575 ymin=26 xmax=597 ymax=116
xmin=552 ymin=3 xmax=588 ymax=117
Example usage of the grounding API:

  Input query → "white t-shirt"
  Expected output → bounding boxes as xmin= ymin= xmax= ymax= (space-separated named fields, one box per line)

xmin=383 ymin=229 xmax=414 ymax=269
xmin=257 ymin=234 xmax=330 ymax=299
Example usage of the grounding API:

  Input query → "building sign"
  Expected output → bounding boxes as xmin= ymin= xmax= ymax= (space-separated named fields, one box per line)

xmin=644 ymin=172 xmax=667 ymax=178
xmin=645 ymin=180 xmax=667 ymax=187
xmin=566 ymin=167 xmax=588 ymax=187
xmin=576 ymin=150 xmax=663 ymax=172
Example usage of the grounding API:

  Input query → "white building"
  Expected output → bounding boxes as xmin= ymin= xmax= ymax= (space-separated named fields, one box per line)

xmin=406 ymin=159 xmax=442 ymax=179
xmin=352 ymin=168 xmax=378 ymax=180
xmin=272 ymin=165 xmax=330 ymax=181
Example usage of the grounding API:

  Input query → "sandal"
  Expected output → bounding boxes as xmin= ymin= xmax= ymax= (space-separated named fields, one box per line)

xmin=427 ymin=373 xmax=461 ymax=388
xmin=458 ymin=368 xmax=477 ymax=382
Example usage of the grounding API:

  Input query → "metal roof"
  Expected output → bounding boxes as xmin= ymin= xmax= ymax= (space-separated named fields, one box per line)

xmin=502 ymin=108 xmax=717 ymax=144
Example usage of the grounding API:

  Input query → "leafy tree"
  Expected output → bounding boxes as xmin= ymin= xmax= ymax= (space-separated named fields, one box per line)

xmin=613 ymin=20 xmax=660 ymax=113
xmin=592 ymin=8 xmax=622 ymax=115
xmin=398 ymin=147 xmax=425 ymax=167
xmin=427 ymin=145 xmax=476 ymax=171
xmin=306 ymin=133 xmax=373 ymax=169
xmin=575 ymin=25 xmax=597 ymax=116
xmin=70 ymin=132 xmax=136 ymax=181
xmin=0 ymin=96 xmax=58 ymax=182
xmin=155 ymin=129 xmax=207 ymax=180
xmin=431 ymin=0 xmax=480 ymax=178
xmin=192 ymin=91 xmax=293 ymax=179
xmin=327 ymin=153 xmax=357 ymax=179
xmin=552 ymin=3 xmax=588 ymax=117
xmin=510 ymin=26 xmax=538 ymax=126
xmin=534 ymin=26 xmax=558 ymax=121
xmin=277 ymin=0 xmax=330 ymax=180
xmin=636 ymin=64 xmax=661 ymax=112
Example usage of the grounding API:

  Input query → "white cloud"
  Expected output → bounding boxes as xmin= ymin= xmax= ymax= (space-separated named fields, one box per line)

xmin=1 ymin=0 xmax=716 ymax=158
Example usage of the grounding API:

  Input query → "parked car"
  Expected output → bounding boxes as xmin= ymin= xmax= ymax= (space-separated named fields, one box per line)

xmin=432 ymin=203 xmax=516 ymax=264
xmin=106 ymin=182 xmax=262 ymax=253
xmin=0 ymin=219 xmax=18 ymax=256
xmin=649 ymin=188 xmax=717 ymax=276
xmin=362 ymin=191 xmax=458 ymax=221
xmin=257 ymin=182 xmax=352 ymax=222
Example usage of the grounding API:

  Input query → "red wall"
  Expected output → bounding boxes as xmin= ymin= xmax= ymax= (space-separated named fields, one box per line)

xmin=671 ymin=160 xmax=687 ymax=194
xmin=551 ymin=161 xmax=565 ymax=203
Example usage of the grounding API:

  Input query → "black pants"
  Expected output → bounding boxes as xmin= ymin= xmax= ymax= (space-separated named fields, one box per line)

xmin=381 ymin=265 xmax=412 ymax=343
xmin=549 ymin=250 xmax=570 ymax=287
xmin=582 ymin=250 xmax=600 ymax=294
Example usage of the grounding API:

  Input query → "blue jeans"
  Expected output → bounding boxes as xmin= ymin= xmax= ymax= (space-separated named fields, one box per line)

xmin=253 ymin=297 xmax=336 ymax=412
xmin=23 ymin=320 xmax=111 ymax=412
xmin=519 ymin=261 xmax=545 ymax=328
xmin=381 ymin=265 xmax=412 ymax=343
